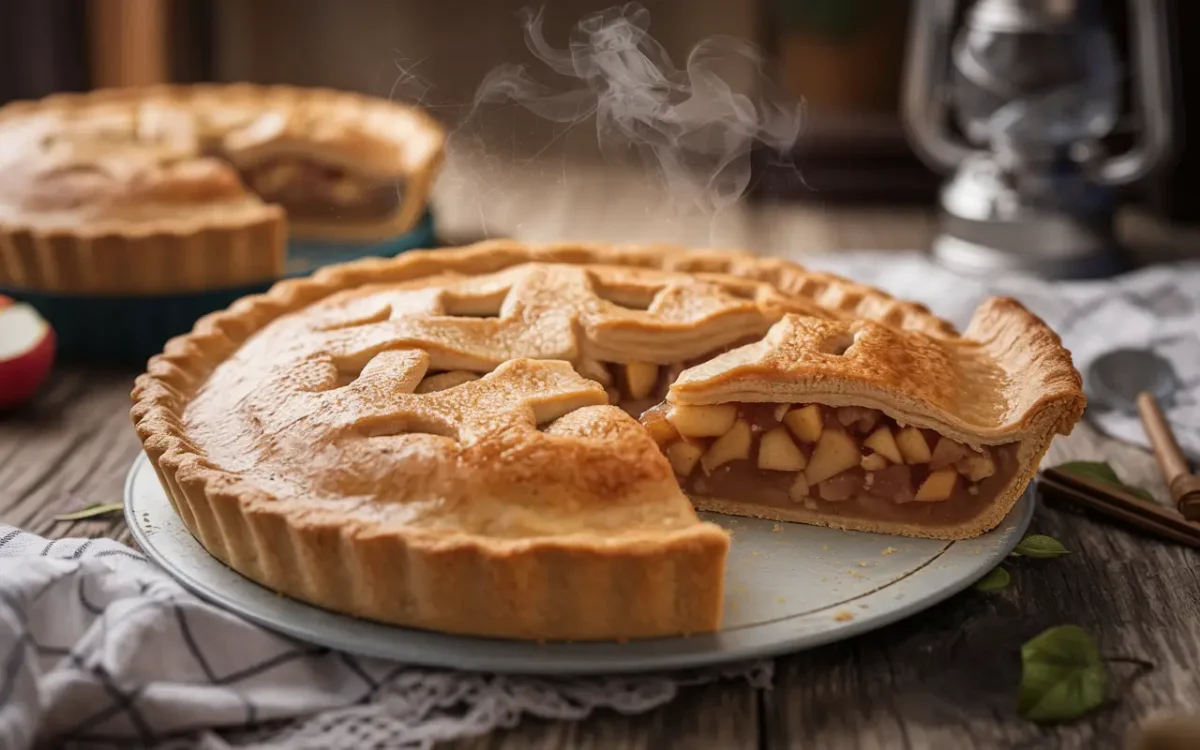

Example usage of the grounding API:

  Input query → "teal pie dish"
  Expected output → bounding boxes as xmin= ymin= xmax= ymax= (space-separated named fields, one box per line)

xmin=1 ymin=211 xmax=438 ymax=364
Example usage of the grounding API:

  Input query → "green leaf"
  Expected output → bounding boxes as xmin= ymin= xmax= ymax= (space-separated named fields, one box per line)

xmin=1019 ymin=625 xmax=1109 ymax=723
xmin=975 ymin=566 xmax=1011 ymax=592
xmin=53 ymin=502 xmax=124 ymax=522
xmin=1055 ymin=460 xmax=1156 ymax=503
xmin=1013 ymin=534 xmax=1071 ymax=559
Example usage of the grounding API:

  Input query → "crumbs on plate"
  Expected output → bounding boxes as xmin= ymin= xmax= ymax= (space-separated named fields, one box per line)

xmin=833 ymin=610 xmax=854 ymax=622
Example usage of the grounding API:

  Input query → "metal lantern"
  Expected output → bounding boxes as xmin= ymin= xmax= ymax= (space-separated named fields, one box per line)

xmin=902 ymin=0 xmax=1174 ymax=278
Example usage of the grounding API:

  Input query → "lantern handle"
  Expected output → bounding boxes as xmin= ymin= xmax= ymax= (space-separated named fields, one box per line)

xmin=1092 ymin=0 xmax=1174 ymax=186
xmin=902 ymin=0 xmax=977 ymax=174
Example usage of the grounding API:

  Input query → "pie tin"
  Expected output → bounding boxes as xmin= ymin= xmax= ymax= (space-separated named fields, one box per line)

xmin=1 ymin=211 xmax=437 ymax=364
xmin=126 ymin=451 xmax=1035 ymax=675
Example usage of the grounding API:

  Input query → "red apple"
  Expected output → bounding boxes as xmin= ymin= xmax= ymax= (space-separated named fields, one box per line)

xmin=0 ymin=295 xmax=56 ymax=409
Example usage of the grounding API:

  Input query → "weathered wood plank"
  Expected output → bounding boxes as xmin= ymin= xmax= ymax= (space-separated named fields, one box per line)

xmin=0 ymin=366 xmax=142 ymax=544
xmin=766 ymin=427 xmax=1200 ymax=750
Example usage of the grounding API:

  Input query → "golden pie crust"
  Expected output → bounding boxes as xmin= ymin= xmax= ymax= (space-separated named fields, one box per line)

xmin=131 ymin=241 xmax=1083 ymax=640
xmin=0 ymin=85 xmax=444 ymax=295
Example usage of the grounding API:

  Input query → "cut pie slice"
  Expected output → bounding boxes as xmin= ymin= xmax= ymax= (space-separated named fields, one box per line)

xmin=641 ymin=299 xmax=1086 ymax=539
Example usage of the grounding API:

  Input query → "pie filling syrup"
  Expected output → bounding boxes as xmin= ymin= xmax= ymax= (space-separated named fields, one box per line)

xmin=241 ymin=158 xmax=402 ymax=221
xmin=639 ymin=401 xmax=1018 ymax=526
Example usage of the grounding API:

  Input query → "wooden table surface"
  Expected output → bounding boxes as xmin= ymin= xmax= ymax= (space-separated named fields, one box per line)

xmin=3 ymin=182 xmax=1199 ymax=749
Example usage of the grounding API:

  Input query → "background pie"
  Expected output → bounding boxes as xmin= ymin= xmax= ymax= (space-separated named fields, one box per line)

xmin=0 ymin=85 xmax=444 ymax=295
xmin=131 ymin=241 xmax=1085 ymax=641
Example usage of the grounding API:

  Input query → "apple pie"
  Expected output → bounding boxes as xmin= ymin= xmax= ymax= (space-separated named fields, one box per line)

xmin=131 ymin=241 xmax=1084 ymax=640
xmin=0 ymin=85 xmax=444 ymax=295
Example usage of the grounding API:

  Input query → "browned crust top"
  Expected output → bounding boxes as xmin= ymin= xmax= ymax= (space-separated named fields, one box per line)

xmin=0 ymin=84 xmax=445 ymax=236
xmin=669 ymin=297 xmax=1085 ymax=447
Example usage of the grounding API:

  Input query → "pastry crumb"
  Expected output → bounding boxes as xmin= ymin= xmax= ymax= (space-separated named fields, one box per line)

xmin=772 ymin=523 xmax=782 ymax=533
xmin=821 ymin=544 xmax=829 ymax=551
xmin=858 ymin=560 xmax=869 ymax=567
xmin=833 ymin=610 xmax=854 ymax=622
xmin=751 ymin=550 xmax=759 ymax=557
xmin=846 ymin=569 xmax=865 ymax=579
xmin=777 ymin=597 xmax=786 ymax=604
xmin=881 ymin=546 xmax=898 ymax=555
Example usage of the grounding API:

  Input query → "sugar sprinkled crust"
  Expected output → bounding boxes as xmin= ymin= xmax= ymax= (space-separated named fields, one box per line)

xmin=130 ymin=240 xmax=1081 ymax=640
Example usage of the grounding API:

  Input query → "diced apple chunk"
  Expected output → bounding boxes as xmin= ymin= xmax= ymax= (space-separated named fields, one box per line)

xmin=863 ymin=427 xmax=903 ymax=464
xmin=642 ymin=416 xmax=679 ymax=447
xmin=773 ymin=404 xmax=791 ymax=422
xmin=914 ymin=468 xmax=958 ymax=502
xmin=896 ymin=427 xmax=932 ymax=464
xmin=837 ymin=406 xmax=879 ymax=432
xmin=667 ymin=403 xmax=738 ymax=438
xmin=861 ymin=452 xmax=889 ymax=471
xmin=804 ymin=429 xmax=861 ymax=485
xmin=700 ymin=420 xmax=752 ymax=474
xmin=819 ymin=474 xmax=860 ymax=502
xmin=624 ymin=362 xmax=659 ymax=400
xmin=665 ymin=441 xmax=704 ymax=476
xmin=957 ymin=451 xmax=997 ymax=481
xmin=788 ymin=474 xmax=810 ymax=503
xmin=758 ymin=428 xmax=808 ymax=471
xmin=929 ymin=437 xmax=970 ymax=470
xmin=783 ymin=404 xmax=824 ymax=443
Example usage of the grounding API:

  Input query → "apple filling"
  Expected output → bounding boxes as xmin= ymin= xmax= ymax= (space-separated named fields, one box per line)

xmin=603 ymin=339 xmax=764 ymax=415
xmin=241 ymin=158 xmax=402 ymax=221
xmin=604 ymin=361 xmax=671 ymax=414
xmin=640 ymin=402 xmax=1019 ymax=525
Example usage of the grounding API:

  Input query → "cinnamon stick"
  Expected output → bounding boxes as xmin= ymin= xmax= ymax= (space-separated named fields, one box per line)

xmin=1040 ymin=468 xmax=1200 ymax=548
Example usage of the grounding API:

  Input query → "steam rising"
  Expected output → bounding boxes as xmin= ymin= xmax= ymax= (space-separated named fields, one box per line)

xmin=471 ymin=4 xmax=804 ymax=215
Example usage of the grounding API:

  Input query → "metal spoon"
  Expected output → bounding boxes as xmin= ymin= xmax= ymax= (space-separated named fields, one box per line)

xmin=1086 ymin=348 xmax=1200 ymax=520
xmin=1086 ymin=347 xmax=1178 ymax=413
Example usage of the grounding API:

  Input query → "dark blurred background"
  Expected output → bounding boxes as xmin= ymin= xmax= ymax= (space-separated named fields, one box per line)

xmin=2 ymin=0 xmax=1194 ymax=252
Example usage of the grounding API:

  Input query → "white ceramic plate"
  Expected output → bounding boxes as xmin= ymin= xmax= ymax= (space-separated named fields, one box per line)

xmin=125 ymin=452 xmax=1034 ymax=675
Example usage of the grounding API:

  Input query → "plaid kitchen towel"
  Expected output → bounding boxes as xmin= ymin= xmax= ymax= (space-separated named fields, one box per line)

xmin=0 ymin=525 xmax=771 ymax=749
